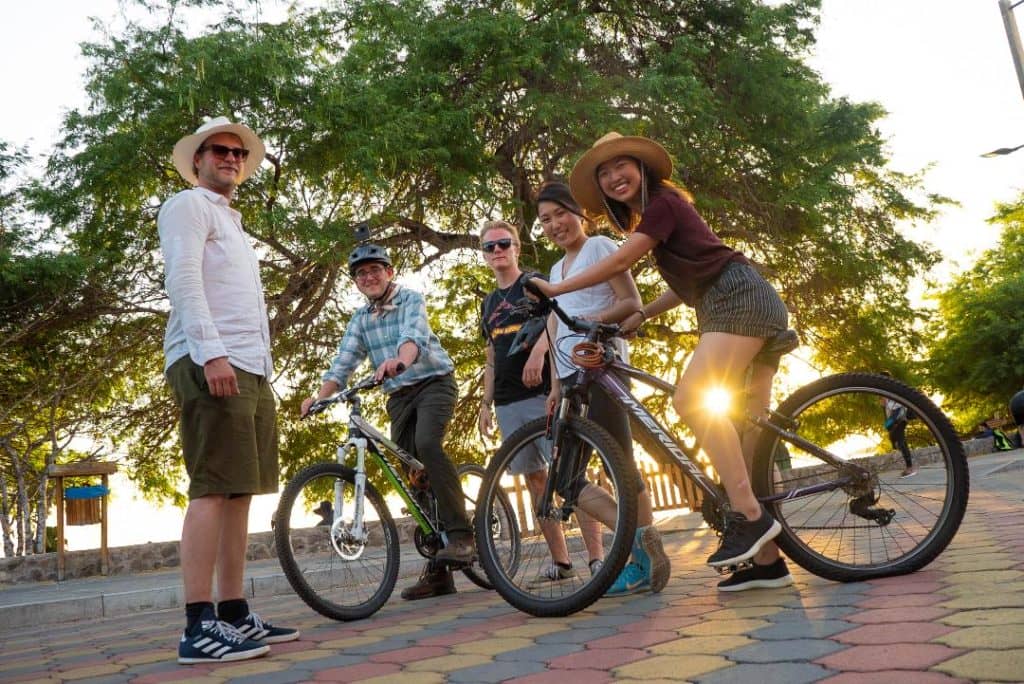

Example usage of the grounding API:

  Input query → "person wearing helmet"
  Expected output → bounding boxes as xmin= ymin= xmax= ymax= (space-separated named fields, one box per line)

xmin=302 ymin=243 xmax=473 ymax=600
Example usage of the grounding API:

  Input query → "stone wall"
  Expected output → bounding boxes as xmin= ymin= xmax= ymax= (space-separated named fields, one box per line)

xmin=0 ymin=519 xmax=421 ymax=585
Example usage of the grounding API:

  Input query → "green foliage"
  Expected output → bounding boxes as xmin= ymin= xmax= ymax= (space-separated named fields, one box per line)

xmin=2 ymin=0 xmax=942 ymax=527
xmin=926 ymin=198 xmax=1024 ymax=429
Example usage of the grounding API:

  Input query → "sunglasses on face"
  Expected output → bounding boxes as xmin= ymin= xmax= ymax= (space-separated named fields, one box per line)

xmin=482 ymin=238 xmax=514 ymax=253
xmin=199 ymin=143 xmax=250 ymax=161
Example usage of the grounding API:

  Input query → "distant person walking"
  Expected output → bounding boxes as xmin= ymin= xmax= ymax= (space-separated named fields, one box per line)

xmin=160 ymin=117 xmax=297 ymax=664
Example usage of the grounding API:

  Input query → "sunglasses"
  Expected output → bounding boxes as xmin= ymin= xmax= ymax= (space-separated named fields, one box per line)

xmin=199 ymin=143 xmax=250 ymax=161
xmin=482 ymin=238 xmax=514 ymax=253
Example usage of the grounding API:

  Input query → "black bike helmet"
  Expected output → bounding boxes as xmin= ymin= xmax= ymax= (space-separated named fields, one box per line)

xmin=1009 ymin=389 xmax=1024 ymax=426
xmin=348 ymin=243 xmax=392 ymax=277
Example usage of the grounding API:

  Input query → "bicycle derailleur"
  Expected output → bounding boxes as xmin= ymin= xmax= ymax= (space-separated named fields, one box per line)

xmin=848 ymin=491 xmax=895 ymax=526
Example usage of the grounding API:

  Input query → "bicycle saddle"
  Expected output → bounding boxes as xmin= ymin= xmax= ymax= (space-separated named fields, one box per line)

xmin=753 ymin=329 xmax=799 ymax=366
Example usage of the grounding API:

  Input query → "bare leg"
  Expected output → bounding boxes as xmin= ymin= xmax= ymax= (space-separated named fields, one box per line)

xmin=742 ymin=362 xmax=781 ymax=565
xmin=181 ymin=495 xmax=227 ymax=603
xmin=674 ymin=332 xmax=764 ymax=522
xmin=215 ymin=495 xmax=252 ymax=602
xmin=525 ymin=469 xmax=570 ymax=565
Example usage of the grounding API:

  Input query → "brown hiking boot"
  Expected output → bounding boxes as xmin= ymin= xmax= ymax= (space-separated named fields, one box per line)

xmin=434 ymin=533 xmax=476 ymax=565
xmin=400 ymin=563 xmax=456 ymax=601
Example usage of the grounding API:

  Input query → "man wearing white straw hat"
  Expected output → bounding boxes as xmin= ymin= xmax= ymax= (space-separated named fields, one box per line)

xmin=160 ymin=117 xmax=297 ymax=664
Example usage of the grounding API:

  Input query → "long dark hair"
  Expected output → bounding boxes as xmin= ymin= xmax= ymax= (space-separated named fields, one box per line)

xmin=598 ymin=159 xmax=694 ymax=233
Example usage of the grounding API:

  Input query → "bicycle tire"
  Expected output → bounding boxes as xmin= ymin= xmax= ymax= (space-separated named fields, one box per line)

xmin=457 ymin=463 xmax=521 ymax=590
xmin=275 ymin=462 xmax=400 ymax=621
xmin=475 ymin=416 xmax=638 ymax=617
xmin=752 ymin=372 xmax=969 ymax=582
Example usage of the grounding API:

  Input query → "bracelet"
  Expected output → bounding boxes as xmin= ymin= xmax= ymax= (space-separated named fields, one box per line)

xmin=634 ymin=309 xmax=646 ymax=320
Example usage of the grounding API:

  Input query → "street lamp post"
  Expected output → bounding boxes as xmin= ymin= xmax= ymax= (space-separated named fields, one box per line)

xmin=983 ymin=1 xmax=1024 ymax=156
xmin=1000 ymin=0 xmax=1024 ymax=102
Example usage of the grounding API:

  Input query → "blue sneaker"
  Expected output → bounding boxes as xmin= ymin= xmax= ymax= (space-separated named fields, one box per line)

xmin=604 ymin=562 xmax=650 ymax=596
xmin=631 ymin=526 xmax=671 ymax=593
xmin=232 ymin=612 xmax=300 ymax=644
xmin=178 ymin=618 xmax=269 ymax=664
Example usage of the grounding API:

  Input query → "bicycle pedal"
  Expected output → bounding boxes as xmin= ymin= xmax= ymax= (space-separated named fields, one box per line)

xmin=713 ymin=560 xmax=754 ymax=576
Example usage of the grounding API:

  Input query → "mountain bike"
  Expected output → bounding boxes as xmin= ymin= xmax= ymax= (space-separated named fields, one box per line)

xmin=276 ymin=372 xmax=521 ymax=621
xmin=473 ymin=281 xmax=969 ymax=617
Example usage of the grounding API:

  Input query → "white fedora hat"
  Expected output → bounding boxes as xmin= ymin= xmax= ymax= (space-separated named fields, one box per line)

xmin=172 ymin=116 xmax=265 ymax=186
xmin=569 ymin=132 xmax=673 ymax=214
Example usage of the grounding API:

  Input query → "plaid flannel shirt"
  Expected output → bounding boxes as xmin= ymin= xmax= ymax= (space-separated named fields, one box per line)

xmin=322 ymin=286 xmax=454 ymax=394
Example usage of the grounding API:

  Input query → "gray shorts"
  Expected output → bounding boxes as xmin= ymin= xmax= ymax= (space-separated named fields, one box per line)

xmin=495 ymin=395 xmax=551 ymax=475
xmin=696 ymin=262 xmax=788 ymax=338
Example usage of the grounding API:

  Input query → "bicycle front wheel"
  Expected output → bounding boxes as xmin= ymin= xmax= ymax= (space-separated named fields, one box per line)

xmin=275 ymin=463 xmax=400 ymax=621
xmin=458 ymin=463 xmax=520 ymax=590
xmin=475 ymin=416 xmax=637 ymax=617
xmin=753 ymin=372 xmax=969 ymax=582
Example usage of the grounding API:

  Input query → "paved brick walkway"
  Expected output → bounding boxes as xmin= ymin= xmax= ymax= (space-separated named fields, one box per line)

xmin=2 ymin=453 xmax=1022 ymax=683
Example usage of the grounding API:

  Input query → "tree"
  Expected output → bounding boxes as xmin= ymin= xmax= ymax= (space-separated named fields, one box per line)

xmin=5 ymin=0 xmax=941 ymax=525
xmin=926 ymin=197 xmax=1024 ymax=430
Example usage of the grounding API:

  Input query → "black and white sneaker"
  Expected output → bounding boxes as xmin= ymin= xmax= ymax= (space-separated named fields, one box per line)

xmin=232 ymin=612 xmax=300 ymax=644
xmin=717 ymin=558 xmax=794 ymax=592
xmin=178 ymin=618 xmax=269 ymax=664
xmin=707 ymin=505 xmax=781 ymax=567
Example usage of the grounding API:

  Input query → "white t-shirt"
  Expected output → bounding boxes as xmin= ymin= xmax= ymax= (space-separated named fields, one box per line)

xmin=549 ymin=236 xmax=629 ymax=379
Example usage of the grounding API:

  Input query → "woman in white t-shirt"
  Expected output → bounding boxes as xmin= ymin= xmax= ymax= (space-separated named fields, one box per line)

xmin=535 ymin=181 xmax=670 ymax=596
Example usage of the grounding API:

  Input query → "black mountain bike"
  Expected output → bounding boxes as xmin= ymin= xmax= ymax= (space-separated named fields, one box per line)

xmin=474 ymin=282 xmax=969 ymax=617
xmin=276 ymin=373 xmax=521 ymax=621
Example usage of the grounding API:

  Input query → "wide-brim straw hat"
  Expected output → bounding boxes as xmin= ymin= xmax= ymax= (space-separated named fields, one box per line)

xmin=569 ymin=132 xmax=673 ymax=214
xmin=172 ymin=116 xmax=265 ymax=186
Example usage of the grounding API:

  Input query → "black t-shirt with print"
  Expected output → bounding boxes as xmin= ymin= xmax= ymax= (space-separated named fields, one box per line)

xmin=480 ymin=279 xmax=550 ymax=405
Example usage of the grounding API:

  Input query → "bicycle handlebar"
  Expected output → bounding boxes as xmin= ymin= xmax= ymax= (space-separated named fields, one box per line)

xmin=519 ymin=272 xmax=623 ymax=343
xmin=305 ymin=362 xmax=406 ymax=417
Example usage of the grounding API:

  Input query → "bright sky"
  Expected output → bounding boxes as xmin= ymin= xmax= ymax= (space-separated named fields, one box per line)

xmin=3 ymin=0 xmax=1023 ymax=548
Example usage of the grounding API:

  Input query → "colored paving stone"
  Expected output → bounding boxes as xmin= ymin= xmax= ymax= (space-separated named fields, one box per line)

xmin=585 ymin=629 xmax=678 ymax=649
xmin=359 ymin=672 xmax=444 ymax=684
xmin=403 ymin=653 xmax=493 ymax=672
xmin=933 ymin=649 xmax=1024 ymax=682
xmin=696 ymin=662 xmax=835 ymax=684
xmin=505 ymin=668 xmax=612 ymax=684
xmin=939 ymin=592 xmax=1024 ymax=609
xmin=832 ymin=621 xmax=958 ymax=644
xmin=814 ymin=643 xmax=966 ymax=671
xmin=940 ymin=608 xmax=1024 ymax=626
xmin=817 ymin=672 xmax=971 ymax=683
xmin=613 ymin=653 xmax=731 ymax=680
xmin=446 ymin=660 xmax=548 ymax=683
xmin=649 ymin=635 xmax=755 ymax=655
xmin=450 ymin=637 xmax=534 ymax=656
xmin=846 ymin=606 xmax=953 ymax=624
xmin=751 ymin=619 xmax=857 ymax=640
xmin=677 ymin=617 xmax=770 ymax=636
xmin=725 ymin=637 xmax=845 ymax=663
xmin=932 ymin=624 xmax=1024 ymax=649
xmin=546 ymin=646 xmax=648 ymax=670
xmin=311 ymin=662 xmax=401 ymax=682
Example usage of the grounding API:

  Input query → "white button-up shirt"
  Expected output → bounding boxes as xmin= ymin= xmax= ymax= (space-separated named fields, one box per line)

xmin=158 ymin=187 xmax=273 ymax=377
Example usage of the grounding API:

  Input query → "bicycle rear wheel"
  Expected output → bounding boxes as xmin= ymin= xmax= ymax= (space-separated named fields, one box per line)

xmin=753 ymin=372 xmax=969 ymax=582
xmin=458 ymin=463 xmax=520 ymax=590
xmin=275 ymin=463 xmax=400 ymax=621
xmin=475 ymin=416 xmax=637 ymax=617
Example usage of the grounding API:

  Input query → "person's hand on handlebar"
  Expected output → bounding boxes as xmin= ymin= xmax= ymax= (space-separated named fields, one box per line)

xmin=619 ymin=310 xmax=646 ymax=337
xmin=374 ymin=358 xmax=406 ymax=382
xmin=524 ymin=276 xmax=555 ymax=300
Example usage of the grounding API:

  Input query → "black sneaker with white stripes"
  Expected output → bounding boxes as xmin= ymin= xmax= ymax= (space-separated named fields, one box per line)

xmin=231 ymin=612 xmax=300 ymax=644
xmin=178 ymin=618 xmax=269 ymax=664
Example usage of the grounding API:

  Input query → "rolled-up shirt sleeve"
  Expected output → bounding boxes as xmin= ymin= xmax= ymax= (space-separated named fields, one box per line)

xmin=158 ymin=195 xmax=228 ymax=366
xmin=396 ymin=290 xmax=430 ymax=354
xmin=322 ymin=318 xmax=368 ymax=389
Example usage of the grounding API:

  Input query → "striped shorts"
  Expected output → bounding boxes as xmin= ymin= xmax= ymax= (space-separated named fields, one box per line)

xmin=695 ymin=262 xmax=788 ymax=338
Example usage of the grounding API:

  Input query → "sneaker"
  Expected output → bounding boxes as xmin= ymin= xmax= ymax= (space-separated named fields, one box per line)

xmin=178 ymin=618 xmax=269 ymax=664
xmin=232 ymin=612 xmax=300 ymax=644
xmin=604 ymin=562 xmax=650 ymax=596
xmin=527 ymin=564 xmax=578 ymax=587
xmin=900 ymin=465 xmax=919 ymax=478
xmin=400 ymin=563 xmax=456 ymax=601
xmin=707 ymin=505 xmax=781 ymax=567
xmin=717 ymin=558 xmax=794 ymax=592
xmin=631 ymin=526 xmax=671 ymax=593
xmin=588 ymin=559 xmax=604 ymax=577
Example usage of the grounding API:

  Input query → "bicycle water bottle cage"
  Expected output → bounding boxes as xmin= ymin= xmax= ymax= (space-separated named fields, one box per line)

xmin=849 ymin=492 xmax=895 ymax=526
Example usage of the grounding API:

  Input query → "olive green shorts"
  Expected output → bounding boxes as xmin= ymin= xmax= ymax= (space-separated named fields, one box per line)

xmin=166 ymin=355 xmax=279 ymax=500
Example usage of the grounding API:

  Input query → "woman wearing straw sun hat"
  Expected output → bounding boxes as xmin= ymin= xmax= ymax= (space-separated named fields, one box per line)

xmin=530 ymin=132 xmax=793 ymax=593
